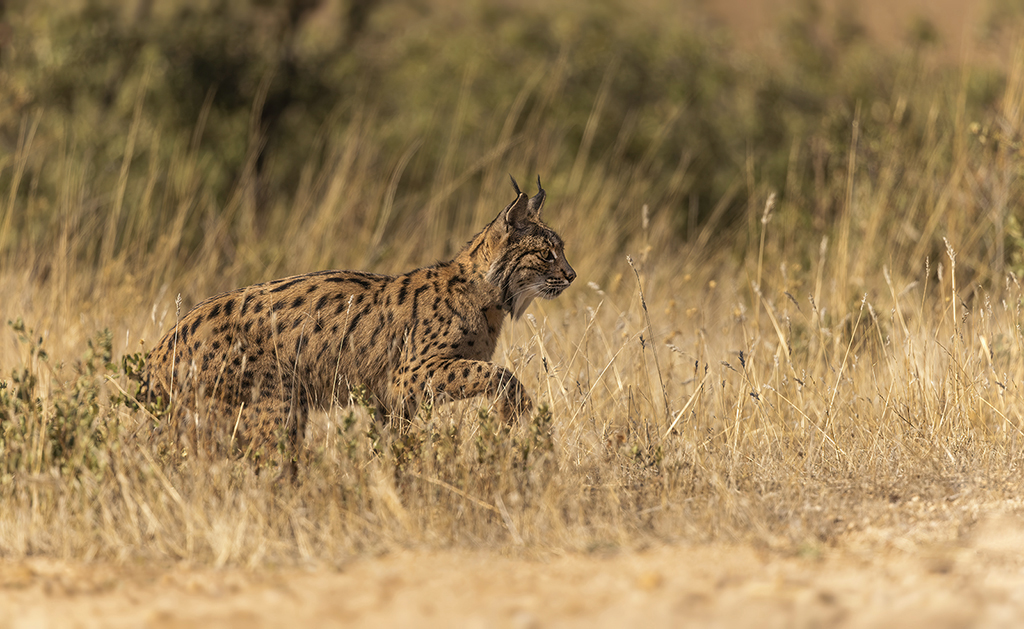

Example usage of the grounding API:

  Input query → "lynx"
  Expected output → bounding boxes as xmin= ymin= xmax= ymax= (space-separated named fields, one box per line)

xmin=144 ymin=176 xmax=575 ymax=466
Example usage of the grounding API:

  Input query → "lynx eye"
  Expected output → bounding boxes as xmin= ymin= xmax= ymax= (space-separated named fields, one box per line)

xmin=546 ymin=249 xmax=557 ymax=263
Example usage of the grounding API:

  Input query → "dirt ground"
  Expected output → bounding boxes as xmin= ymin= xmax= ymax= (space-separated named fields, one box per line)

xmin=3 ymin=510 xmax=1024 ymax=628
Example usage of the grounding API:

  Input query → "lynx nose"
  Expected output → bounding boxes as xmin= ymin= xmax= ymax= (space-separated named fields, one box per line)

xmin=564 ymin=264 xmax=576 ymax=284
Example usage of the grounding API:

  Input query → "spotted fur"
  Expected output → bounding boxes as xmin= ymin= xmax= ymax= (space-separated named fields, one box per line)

xmin=144 ymin=177 xmax=575 ymax=466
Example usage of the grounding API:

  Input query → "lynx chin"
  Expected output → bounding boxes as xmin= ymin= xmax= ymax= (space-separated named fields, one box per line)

xmin=144 ymin=176 xmax=575 ymax=468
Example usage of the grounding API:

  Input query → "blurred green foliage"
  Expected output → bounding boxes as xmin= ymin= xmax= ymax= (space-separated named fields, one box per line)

xmin=0 ymin=0 xmax=1014 ymax=269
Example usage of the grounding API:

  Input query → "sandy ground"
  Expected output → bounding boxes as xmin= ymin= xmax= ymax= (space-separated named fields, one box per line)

xmin=3 ymin=512 xmax=1024 ymax=628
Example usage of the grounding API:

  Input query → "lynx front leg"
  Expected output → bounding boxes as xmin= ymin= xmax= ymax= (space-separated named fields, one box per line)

xmin=437 ymin=358 xmax=532 ymax=423
xmin=397 ymin=358 xmax=533 ymax=424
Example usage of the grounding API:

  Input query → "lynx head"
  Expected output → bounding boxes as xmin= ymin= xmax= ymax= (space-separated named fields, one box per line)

xmin=487 ymin=176 xmax=576 ymax=319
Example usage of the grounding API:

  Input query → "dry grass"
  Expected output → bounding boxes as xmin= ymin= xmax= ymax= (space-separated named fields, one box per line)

xmin=1 ymin=9 xmax=1024 ymax=570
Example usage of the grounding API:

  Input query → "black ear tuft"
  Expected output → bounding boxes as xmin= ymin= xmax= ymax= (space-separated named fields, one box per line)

xmin=527 ymin=174 xmax=546 ymax=216
xmin=509 ymin=174 xmax=522 ymax=196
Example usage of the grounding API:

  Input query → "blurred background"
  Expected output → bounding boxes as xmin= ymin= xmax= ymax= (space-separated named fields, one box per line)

xmin=0 ymin=0 xmax=1021 ymax=306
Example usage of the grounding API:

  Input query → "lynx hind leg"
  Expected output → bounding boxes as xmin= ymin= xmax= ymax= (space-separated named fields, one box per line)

xmin=413 ymin=358 xmax=533 ymax=424
xmin=167 ymin=390 xmax=307 ymax=478
xmin=233 ymin=395 xmax=309 ymax=476
xmin=162 ymin=393 xmax=241 ymax=462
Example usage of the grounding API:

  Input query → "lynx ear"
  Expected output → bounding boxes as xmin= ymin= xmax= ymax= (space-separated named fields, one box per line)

xmin=503 ymin=192 xmax=532 ymax=231
xmin=503 ymin=174 xmax=544 ymax=231
xmin=528 ymin=175 xmax=545 ymax=217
